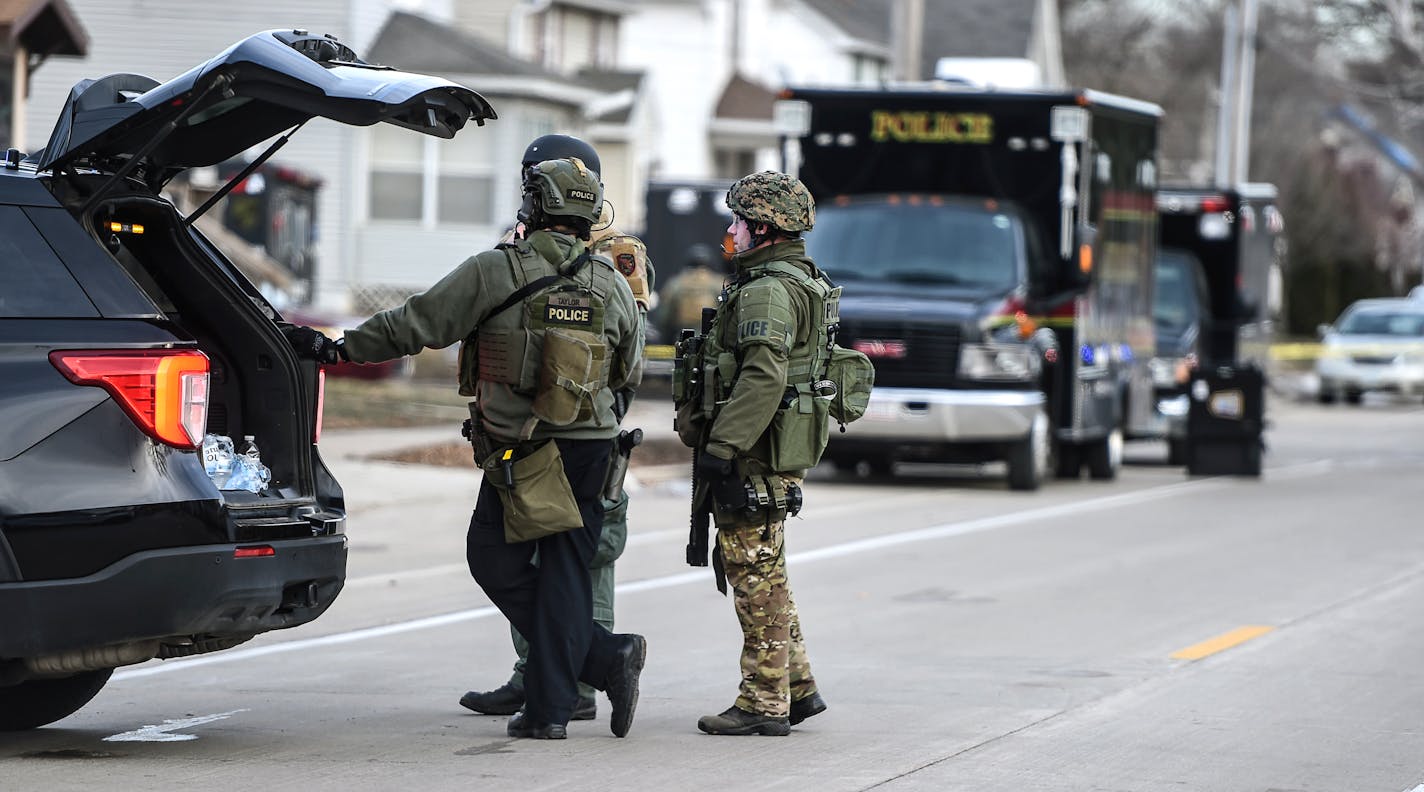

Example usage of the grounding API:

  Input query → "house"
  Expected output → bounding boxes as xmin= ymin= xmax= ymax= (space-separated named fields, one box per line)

xmin=20 ymin=0 xmax=444 ymax=312
xmin=0 ymin=0 xmax=87 ymax=150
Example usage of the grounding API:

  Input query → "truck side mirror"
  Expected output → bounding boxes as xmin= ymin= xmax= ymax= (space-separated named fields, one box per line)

xmin=1316 ymin=323 xmax=1332 ymax=339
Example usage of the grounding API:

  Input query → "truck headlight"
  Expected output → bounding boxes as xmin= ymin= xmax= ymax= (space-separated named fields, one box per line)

xmin=959 ymin=343 xmax=1040 ymax=381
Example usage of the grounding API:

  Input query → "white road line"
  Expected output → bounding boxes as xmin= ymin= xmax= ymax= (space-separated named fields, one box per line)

xmin=102 ymin=709 xmax=248 ymax=742
xmin=113 ymin=470 xmax=1310 ymax=684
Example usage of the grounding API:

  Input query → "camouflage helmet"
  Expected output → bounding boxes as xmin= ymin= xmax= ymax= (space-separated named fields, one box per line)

xmin=521 ymin=157 xmax=603 ymax=225
xmin=726 ymin=170 xmax=815 ymax=232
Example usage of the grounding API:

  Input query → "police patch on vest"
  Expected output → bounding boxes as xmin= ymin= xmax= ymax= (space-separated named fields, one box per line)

xmin=544 ymin=294 xmax=594 ymax=327
xmin=615 ymin=252 xmax=637 ymax=276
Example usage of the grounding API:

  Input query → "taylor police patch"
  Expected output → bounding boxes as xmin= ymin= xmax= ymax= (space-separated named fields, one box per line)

xmin=544 ymin=294 xmax=594 ymax=327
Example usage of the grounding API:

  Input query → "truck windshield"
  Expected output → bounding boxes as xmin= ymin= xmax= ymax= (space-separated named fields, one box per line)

xmin=805 ymin=199 xmax=1022 ymax=289
xmin=1154 ymin=250 xmax=1204 ymax=338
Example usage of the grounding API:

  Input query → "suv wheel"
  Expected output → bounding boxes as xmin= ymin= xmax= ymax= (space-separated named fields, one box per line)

xmin=0 ymin=668 xmax=114 ymax=731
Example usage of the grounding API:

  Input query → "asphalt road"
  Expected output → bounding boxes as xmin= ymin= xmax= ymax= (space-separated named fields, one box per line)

xmin=4 ymin=395 xmax=1424 ymax=791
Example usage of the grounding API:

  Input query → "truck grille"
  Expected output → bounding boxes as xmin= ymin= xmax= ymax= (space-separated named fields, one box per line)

xmin=836 ymin=320 xmax=959 ymax=389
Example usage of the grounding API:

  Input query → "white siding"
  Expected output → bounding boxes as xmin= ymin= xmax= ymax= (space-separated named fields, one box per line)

xmin=618 ymin=0 xmax=872 ymax=181
xmin=453 ymin=0 xmax=520 ymax=50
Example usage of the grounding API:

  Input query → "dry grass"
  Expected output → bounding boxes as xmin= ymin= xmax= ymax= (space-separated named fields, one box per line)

xmin=322 ymin=377 xmax=469 ymax=429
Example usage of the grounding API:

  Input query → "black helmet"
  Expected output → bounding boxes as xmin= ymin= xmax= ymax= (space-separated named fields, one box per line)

xmin=685 ymin=243 xmax=715 ymax=268
xmin=522 ymin=134 xmax=601 ymax=176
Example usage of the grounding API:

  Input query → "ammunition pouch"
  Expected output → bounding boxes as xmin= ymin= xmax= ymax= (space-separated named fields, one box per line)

xmin=532 ymin=327 xmax=609 ymax=426
xmin=767 ymin=383 xmax=833 ymax=472
xmin=484 ymin=439 xmax=583 ymax=544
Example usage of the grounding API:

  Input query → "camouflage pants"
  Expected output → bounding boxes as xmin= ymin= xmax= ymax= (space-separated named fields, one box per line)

xmin=717 ymin=507 xmax=818 ymax=717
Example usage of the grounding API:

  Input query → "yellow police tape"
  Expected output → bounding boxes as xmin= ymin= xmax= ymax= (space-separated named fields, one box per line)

xmin=648 ymin=341 xmax=1409 ymax=363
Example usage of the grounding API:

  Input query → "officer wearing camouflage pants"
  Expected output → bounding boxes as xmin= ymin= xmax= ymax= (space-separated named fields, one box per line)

xmin=690 ymin=171 xmax=831 ymax=736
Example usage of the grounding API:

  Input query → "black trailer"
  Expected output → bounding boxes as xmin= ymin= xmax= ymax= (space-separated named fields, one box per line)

xmin=1154 ymin=184 xmax=1285 ymax=475
xmin=781 ymin=86 xmax=1162 ymax=489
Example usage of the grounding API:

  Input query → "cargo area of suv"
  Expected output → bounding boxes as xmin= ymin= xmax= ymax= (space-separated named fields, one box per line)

xmin=0 ymin=29 xmax=495 ymax=730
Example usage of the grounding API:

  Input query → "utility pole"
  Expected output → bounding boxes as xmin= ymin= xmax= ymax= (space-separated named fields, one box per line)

xmin=1233 ymin=0 xmax=1260 ymax=185
xmin=1214 ymin=3 xmax=1239 ymax=187
xmin=1214 ymin=0 xmax=1259 ymax=186
xmin=891 ymin=0 xmax=925 ymax=82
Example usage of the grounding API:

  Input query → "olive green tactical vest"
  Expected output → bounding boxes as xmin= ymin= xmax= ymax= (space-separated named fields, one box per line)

xmin=700 ymin=259 xmax=840 ymax=471
xmin=461 ymin=239 xmax=615 ymax=433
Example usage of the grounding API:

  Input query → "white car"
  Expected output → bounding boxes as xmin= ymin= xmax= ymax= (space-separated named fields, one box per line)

xmin=1315 ymin=298 xmax=1424 ymax=404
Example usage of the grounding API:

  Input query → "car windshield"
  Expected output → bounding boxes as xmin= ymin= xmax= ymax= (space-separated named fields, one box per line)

xmin=1336 ymin=308 xmax=1424 ymax=336
xmin=805 ymin=199 xmax=1022 ymax=289
xmin=1154 ymin=251 xmax=1203 ymax=336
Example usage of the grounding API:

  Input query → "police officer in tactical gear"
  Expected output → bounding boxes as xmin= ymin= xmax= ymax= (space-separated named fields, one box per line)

xmin=281 ymin=157 xmax=647 ymax=741
xmin=686 ymin=171 xmax=830 ymax=736
xmin=461 ymin=135 xmax=654 ymax=725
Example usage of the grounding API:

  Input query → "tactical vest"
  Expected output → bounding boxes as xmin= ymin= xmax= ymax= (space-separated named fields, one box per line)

xmin=463 ymin=240 xmax=615 ymax=436
xmin=705 ymin=260 xmax=841 ymax=472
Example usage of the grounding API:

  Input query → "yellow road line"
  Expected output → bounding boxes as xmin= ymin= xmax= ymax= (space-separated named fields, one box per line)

xmin=1170 ymin=625 xmax=1275 ymax=660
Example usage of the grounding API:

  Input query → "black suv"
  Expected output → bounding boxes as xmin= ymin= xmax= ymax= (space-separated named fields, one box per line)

xmin=0 ymin=30 xmax=494 ymax=729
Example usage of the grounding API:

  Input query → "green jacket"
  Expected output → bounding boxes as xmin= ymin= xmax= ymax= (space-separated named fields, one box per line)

xmin=343 ymin=230 xmax=643 ymax=441
xmin=704 ymin=239 xmax=822 ymax=468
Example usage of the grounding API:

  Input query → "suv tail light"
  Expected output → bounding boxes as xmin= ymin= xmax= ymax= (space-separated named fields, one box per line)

xmin=49 ymin=349 xmax=210 ymax=449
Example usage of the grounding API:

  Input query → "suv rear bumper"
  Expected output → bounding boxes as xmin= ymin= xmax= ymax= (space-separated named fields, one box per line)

xmin=0 ymin=536 xmax=347 ymax=659
xmin=839 ymin=386 xmax=1045 ymax=442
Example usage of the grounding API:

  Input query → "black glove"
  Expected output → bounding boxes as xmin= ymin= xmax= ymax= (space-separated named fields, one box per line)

xmin=280 ymin=324 xmax=349 ymax=364
xmin=697 ymin=450 xmax=747 ymax=511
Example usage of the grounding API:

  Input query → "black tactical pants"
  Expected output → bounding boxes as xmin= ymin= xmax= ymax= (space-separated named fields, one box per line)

xmin=466 ymin=437 xmax=622 ymax=726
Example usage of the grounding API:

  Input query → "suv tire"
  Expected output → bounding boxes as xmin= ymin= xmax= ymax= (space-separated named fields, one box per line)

xmin=0 ymin=668 xmax=114 ymax=731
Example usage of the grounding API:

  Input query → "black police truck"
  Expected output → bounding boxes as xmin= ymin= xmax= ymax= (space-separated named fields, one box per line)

xmin=780 ymin=86 xmax=1161 ymax=489
xmin=1151 ymin=184 xmax=1284 ymax=474
xmin=0 ymin=30 xmax=493 ymax=729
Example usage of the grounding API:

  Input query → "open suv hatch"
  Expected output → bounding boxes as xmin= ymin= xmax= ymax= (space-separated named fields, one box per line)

xmin=0 ymin=29 xmax=495 ymax=730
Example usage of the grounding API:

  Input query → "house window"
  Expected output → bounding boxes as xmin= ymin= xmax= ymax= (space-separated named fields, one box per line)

xmin=852 ymin=55 xmax=888 ymax=85
xmin=435 ymin=129 xmax=495 ymax=225
xmin=534 ymin=3 xmax=620 ymax=74
xmin=713 ymin=148 xmax=757 ymax=180
xmin=368 ymin=124 xmax=496 ymax=226
xmin=369 ymin=124 xmax=424 ymax=221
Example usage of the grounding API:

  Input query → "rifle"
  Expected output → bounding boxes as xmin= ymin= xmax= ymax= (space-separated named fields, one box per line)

xmin=680 ymin=308 xmax=725 ymax=593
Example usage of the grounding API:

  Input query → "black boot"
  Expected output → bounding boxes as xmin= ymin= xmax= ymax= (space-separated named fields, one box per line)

xmin=572 ymin=694 xmax=597 ymax=721
xmin=697 ymin=706 xmax=790 ymax=736
xmin=604 ymin=634 xmax=646 ymax=738
xmin=790 ymin=691 xmax=827 ymax=725
xmin=459 ymin=681 xmax=525 ymax=715
xmin=506 ymin=709 xmax=566 ymax=740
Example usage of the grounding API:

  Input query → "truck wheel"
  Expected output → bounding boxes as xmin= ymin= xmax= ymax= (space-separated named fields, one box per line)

xmin=1007 ymin=413 xmax=1049 ymax=491
xmin=1167 ymin=437 xmax=1187 ymax=466
xmin=1086 ymin=428 xmax=1123 ymax=480
xmin=0 ymin=668 xmax=113 ymax=730
xmin=1055 ymin=441 xmax=1082 ymax=479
